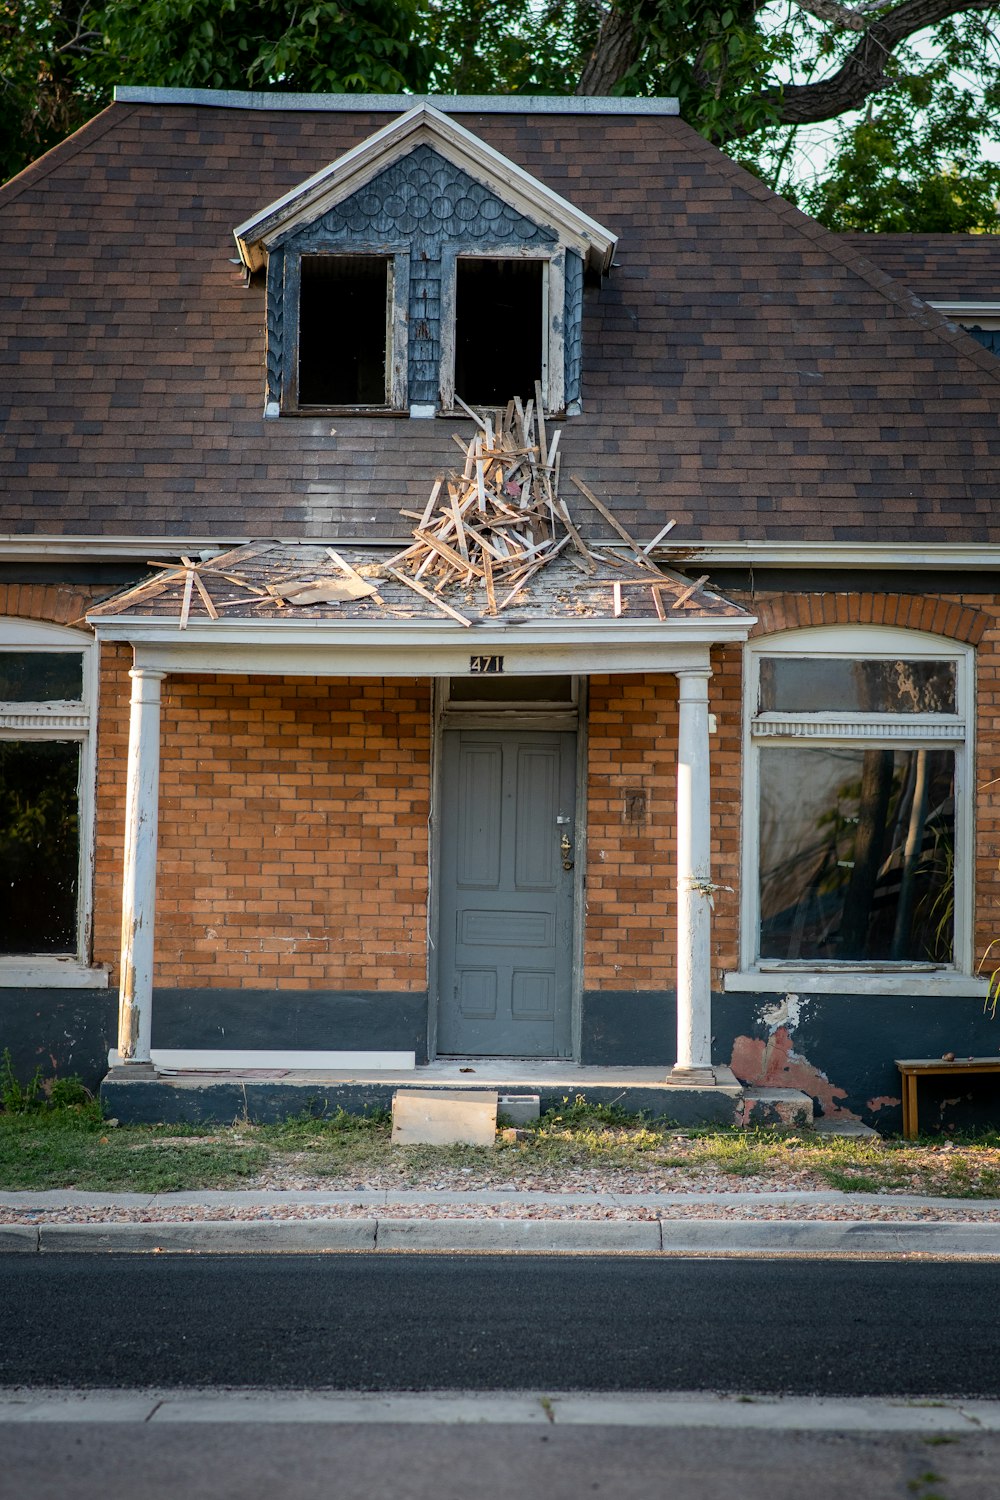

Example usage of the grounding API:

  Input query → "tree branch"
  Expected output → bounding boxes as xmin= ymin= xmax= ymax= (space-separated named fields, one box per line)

xmin=755 ymin=0 xmax=998 ymax=129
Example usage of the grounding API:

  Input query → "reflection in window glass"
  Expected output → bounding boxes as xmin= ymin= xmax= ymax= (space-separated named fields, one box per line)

xmin=759 ymin=658 xmax=956 ymax=715
xmin=759 ymin=746 xmax=954 ymax=963
xmin=0 ymin=652 xmax=83 ymax=702
xmin=0 ymin=741 xmax=80 ymax=954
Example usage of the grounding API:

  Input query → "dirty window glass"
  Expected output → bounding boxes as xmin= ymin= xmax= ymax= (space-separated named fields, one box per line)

xmin=0 ymin=741 xmax=80 ymax=954
xmin=759 ymin=658 xmax=956 ymax=715
xmin=0 ymin=652 xmax=83 ymax=702
xmin=758 ymin=745 xmax=954 ymax=963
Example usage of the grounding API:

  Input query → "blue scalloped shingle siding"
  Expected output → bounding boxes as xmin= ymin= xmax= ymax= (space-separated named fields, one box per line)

xmin=564 ymin=250 xmax=583 ymax=407
xmin=278 ymin=145 xmax=562 ymax=406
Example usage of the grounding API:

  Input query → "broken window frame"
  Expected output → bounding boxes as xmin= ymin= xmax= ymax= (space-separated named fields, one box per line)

xmin=0 ymin=619 xmax=97 ymax=980
xmin=740 ymin=626 xmax=973 ymax=976
xmin=278 ymin=246 xmax=411 ymax=414
xmin=438 ymin=247 xmax=564 ymax=416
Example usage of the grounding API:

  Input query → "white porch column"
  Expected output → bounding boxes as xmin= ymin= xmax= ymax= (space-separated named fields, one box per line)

xmin=671 ymin=665 xmax=717 ymax=1084
xmin=116 ymin=665 xmax=166 ymax=1065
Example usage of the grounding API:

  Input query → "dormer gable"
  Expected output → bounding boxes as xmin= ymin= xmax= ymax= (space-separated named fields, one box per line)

xmin=234 ymin=104 xmax=617 ymax=420
xmin=234 ymin=103 xmax=617 ymax=276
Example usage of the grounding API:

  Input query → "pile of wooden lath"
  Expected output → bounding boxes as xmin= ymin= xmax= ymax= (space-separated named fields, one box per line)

xmin=385 ymin=385 xmax=703 ymax=627
xmin=122 ymin=384 xmax=709 ymax=629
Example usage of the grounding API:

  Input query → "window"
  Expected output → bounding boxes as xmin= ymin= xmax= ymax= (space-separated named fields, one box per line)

xmin=439 ymin=250 xmax=564 ymax=414
xmin=742 ymin=628 xmax=971 ymax=974
xmin=454 ymin=259 xmax=545 ymax=406
xmin=0 ymin=620 xmax=97 ymax=978
xmin=298 ymin=254 xmax=392 ymax=407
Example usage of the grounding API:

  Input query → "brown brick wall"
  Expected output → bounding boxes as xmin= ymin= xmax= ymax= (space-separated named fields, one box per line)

xmin=0 ymin=582 xmax=97 ymax=627
xmin=87 ymin=591 xmax=1000 ymax=995
xmin=93 ymin=665 xmax=432 ymax=989
xmin=583 ymin=660 xmax=743 ymax=990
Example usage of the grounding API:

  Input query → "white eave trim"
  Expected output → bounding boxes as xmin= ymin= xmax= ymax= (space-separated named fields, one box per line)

xmin=928 ymin=301 xmax=1000 ymax=318
xmin=10 ymin=537 xmax=1000 ymax=569
xmin=115 ymin=87 xmax=680 ymax=116
xmin=676 ymin=541 xmax=1000 ymax=570
xmin=87 ymin=613 xmax=755 ymax=677
xmin=234 ymin=102 xmax=617 ymax=275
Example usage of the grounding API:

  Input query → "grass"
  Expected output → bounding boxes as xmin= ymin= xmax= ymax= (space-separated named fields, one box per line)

xmin=2 ymin=1082 xmax=1000 ymax=1195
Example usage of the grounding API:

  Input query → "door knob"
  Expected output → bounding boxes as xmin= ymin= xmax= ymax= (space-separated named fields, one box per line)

xmin=560 ymin=831 xmax=574 ymax=870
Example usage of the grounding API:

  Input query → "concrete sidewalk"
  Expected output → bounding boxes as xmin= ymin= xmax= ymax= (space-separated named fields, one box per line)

xmin=3 ymin=1188 xmax=1000 ymax=1256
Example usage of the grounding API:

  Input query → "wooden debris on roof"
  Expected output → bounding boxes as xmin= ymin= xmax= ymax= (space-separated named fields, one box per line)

xmin=100 ymin=408 xmax=717 ymax=627
xmin=385 ymin=398 xmax=704 ymax=622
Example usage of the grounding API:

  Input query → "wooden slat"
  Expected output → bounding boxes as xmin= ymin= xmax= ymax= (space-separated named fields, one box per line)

xmin=569 ymin=475 xmax=658 ymax=569
xmin=178 ymin=568 xmax=195 ymax=630
xmin=669 ymin=574 xmax=711 ymax=610
xmin=642 ymin=519 xmax=677 ymax=555
xmin=385 ymin=566 xmax=473 ymax=627
xmin=534 ymin=380 xmax=547 ymax=466
xmin=483 ymin=551 xmax=497 ymax=616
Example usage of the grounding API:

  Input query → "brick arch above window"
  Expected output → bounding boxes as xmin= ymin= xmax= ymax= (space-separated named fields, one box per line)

xmin=749 ymin=593 xmax=990 ymax=647
xmin=0 ymin=585 xmax=93 ymax=629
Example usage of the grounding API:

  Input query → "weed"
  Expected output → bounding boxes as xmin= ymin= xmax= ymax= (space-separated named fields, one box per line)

xmin=1 ymin=1049 xmax=44 ymax=1113
xmin=922 ymin=1436 xmax=958 ymax=1446
xmin=818 ymin=1169 xmax=882 ymax=1193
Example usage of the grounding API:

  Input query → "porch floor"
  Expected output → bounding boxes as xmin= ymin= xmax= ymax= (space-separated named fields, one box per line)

xmin=101 ymin=1060 xmax=761 ymax=1127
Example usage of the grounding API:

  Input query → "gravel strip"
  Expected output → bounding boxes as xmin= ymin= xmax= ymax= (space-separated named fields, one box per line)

xmin=3 ymin=1198 xmax=1000 ymax=1224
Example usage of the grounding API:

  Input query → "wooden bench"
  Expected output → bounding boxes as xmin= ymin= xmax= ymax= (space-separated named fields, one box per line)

xmin=895 ymin=1057 xmax=1000 ymax=1140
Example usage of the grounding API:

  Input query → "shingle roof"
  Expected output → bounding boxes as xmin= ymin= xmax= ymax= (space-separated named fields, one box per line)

xmin=839 ymin=233 xmax=1000 ymax=302
xmin=3 ymin=97 xmax=1000 ymax=546
xmin=86 ymin=542 xmax=748 ymax=626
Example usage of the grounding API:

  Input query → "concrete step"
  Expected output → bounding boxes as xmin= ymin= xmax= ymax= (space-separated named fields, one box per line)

xmin=740 ymin=1088 xmax=814 ymax=1129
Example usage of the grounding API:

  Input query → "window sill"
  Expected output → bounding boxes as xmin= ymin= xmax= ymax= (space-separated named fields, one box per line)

xmin=0 ymin=960 xmax=111 ymax=990
xmin=723 ymin=969 xmax=989 ymax=998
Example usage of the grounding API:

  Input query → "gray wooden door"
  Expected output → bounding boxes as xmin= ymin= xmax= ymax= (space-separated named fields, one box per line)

xmin=437 ymin=728 xmax=576 ymax=1057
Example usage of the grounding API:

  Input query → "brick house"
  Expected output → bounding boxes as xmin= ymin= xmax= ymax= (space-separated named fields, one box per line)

xmin=2 ymin=89 xmax=999 ymax=1128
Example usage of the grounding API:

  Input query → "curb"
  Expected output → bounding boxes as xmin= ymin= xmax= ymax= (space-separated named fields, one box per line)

xmin=3 ymin=1217 xmax=1000 ymax=1256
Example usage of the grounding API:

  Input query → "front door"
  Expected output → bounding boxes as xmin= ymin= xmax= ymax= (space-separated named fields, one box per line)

xmin=437 ymin=728 xmax=576 ymax=1057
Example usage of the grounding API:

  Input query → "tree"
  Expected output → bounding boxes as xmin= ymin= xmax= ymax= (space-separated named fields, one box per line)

xmin=2 ymin=0 xmax=998 ymax=230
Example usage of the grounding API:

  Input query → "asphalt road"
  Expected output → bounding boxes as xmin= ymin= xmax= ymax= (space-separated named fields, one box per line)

xmin=3 ymin=1253 xmax=999 ymax=1396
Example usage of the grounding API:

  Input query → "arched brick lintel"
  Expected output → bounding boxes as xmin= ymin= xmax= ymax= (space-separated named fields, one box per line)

xmin=749 ymin=593 xmax=990 ymax=647
xmin=0 ymin=584 xmax=93 ymax=630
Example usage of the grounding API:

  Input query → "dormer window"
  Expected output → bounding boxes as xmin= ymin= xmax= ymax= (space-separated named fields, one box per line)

xmin=453 ymin=257 xmax=545 ymax=408
xmin=298 ymin=254 xmax=392 ymax=408
xmin=236 ymin=104 xmax=615 ymax=422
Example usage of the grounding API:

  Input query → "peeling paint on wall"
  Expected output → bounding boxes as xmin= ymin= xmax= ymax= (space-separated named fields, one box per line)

xmin=866 ymin=1094 xmax=902 ymax=1113
xmin=758 ymin=993 xmax=806 ymax=1034
xmin=731 ymin=1025 xmax=859 ymax=1119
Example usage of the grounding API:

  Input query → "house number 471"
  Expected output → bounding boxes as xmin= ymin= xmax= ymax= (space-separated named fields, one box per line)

xmin=469 ymin=655 xmax=504 ymax=674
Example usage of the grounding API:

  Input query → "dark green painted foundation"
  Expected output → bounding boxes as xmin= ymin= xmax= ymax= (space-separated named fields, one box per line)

xmin=4 ymin=984 xmax=999 ymax=1133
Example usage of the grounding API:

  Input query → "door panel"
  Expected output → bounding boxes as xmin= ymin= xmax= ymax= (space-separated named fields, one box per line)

xmin=437 ymin=728 xmax=576 ymax=1058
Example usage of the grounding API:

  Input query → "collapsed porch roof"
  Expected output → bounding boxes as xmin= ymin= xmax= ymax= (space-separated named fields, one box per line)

xmin=87 ymin=542 xmax=755 ymax=674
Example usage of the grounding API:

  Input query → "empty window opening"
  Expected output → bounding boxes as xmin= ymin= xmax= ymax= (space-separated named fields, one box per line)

xmin=0 ymin=741 xmax=80 ymax=955
xmin=454 ymin=259 xmax=544 ymax=406
xmin=298 ymin=255 xmax=390 ymax=406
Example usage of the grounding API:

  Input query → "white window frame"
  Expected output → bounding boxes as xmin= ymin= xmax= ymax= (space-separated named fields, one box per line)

xmin=729 ymin=625 xmax=980 ymax=997
xmin=0 ymin=619 xmax=107 ymax=988
xmin=281 ymin=246 xmax=411 ymax=414
xmin=438 ymin=247 xmax=565 ymax=414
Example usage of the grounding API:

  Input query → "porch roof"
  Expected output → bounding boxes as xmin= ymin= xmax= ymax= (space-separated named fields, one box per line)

xmin=88 ymin=541 xmax=753 ymax=629
xmin=87 ymin=542 xmax=755 ymax=671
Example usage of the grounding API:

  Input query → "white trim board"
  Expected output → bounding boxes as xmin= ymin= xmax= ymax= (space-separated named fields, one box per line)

xmin=235 ymin=103 xmax=617 ymax=275
xmin=10 ymin=537 xmax=1000 ymax=568
xmin=115 ymin=87 xmax=681 ymax=116
xmin=147 ymin=1049 xmax=416 ymax=1072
